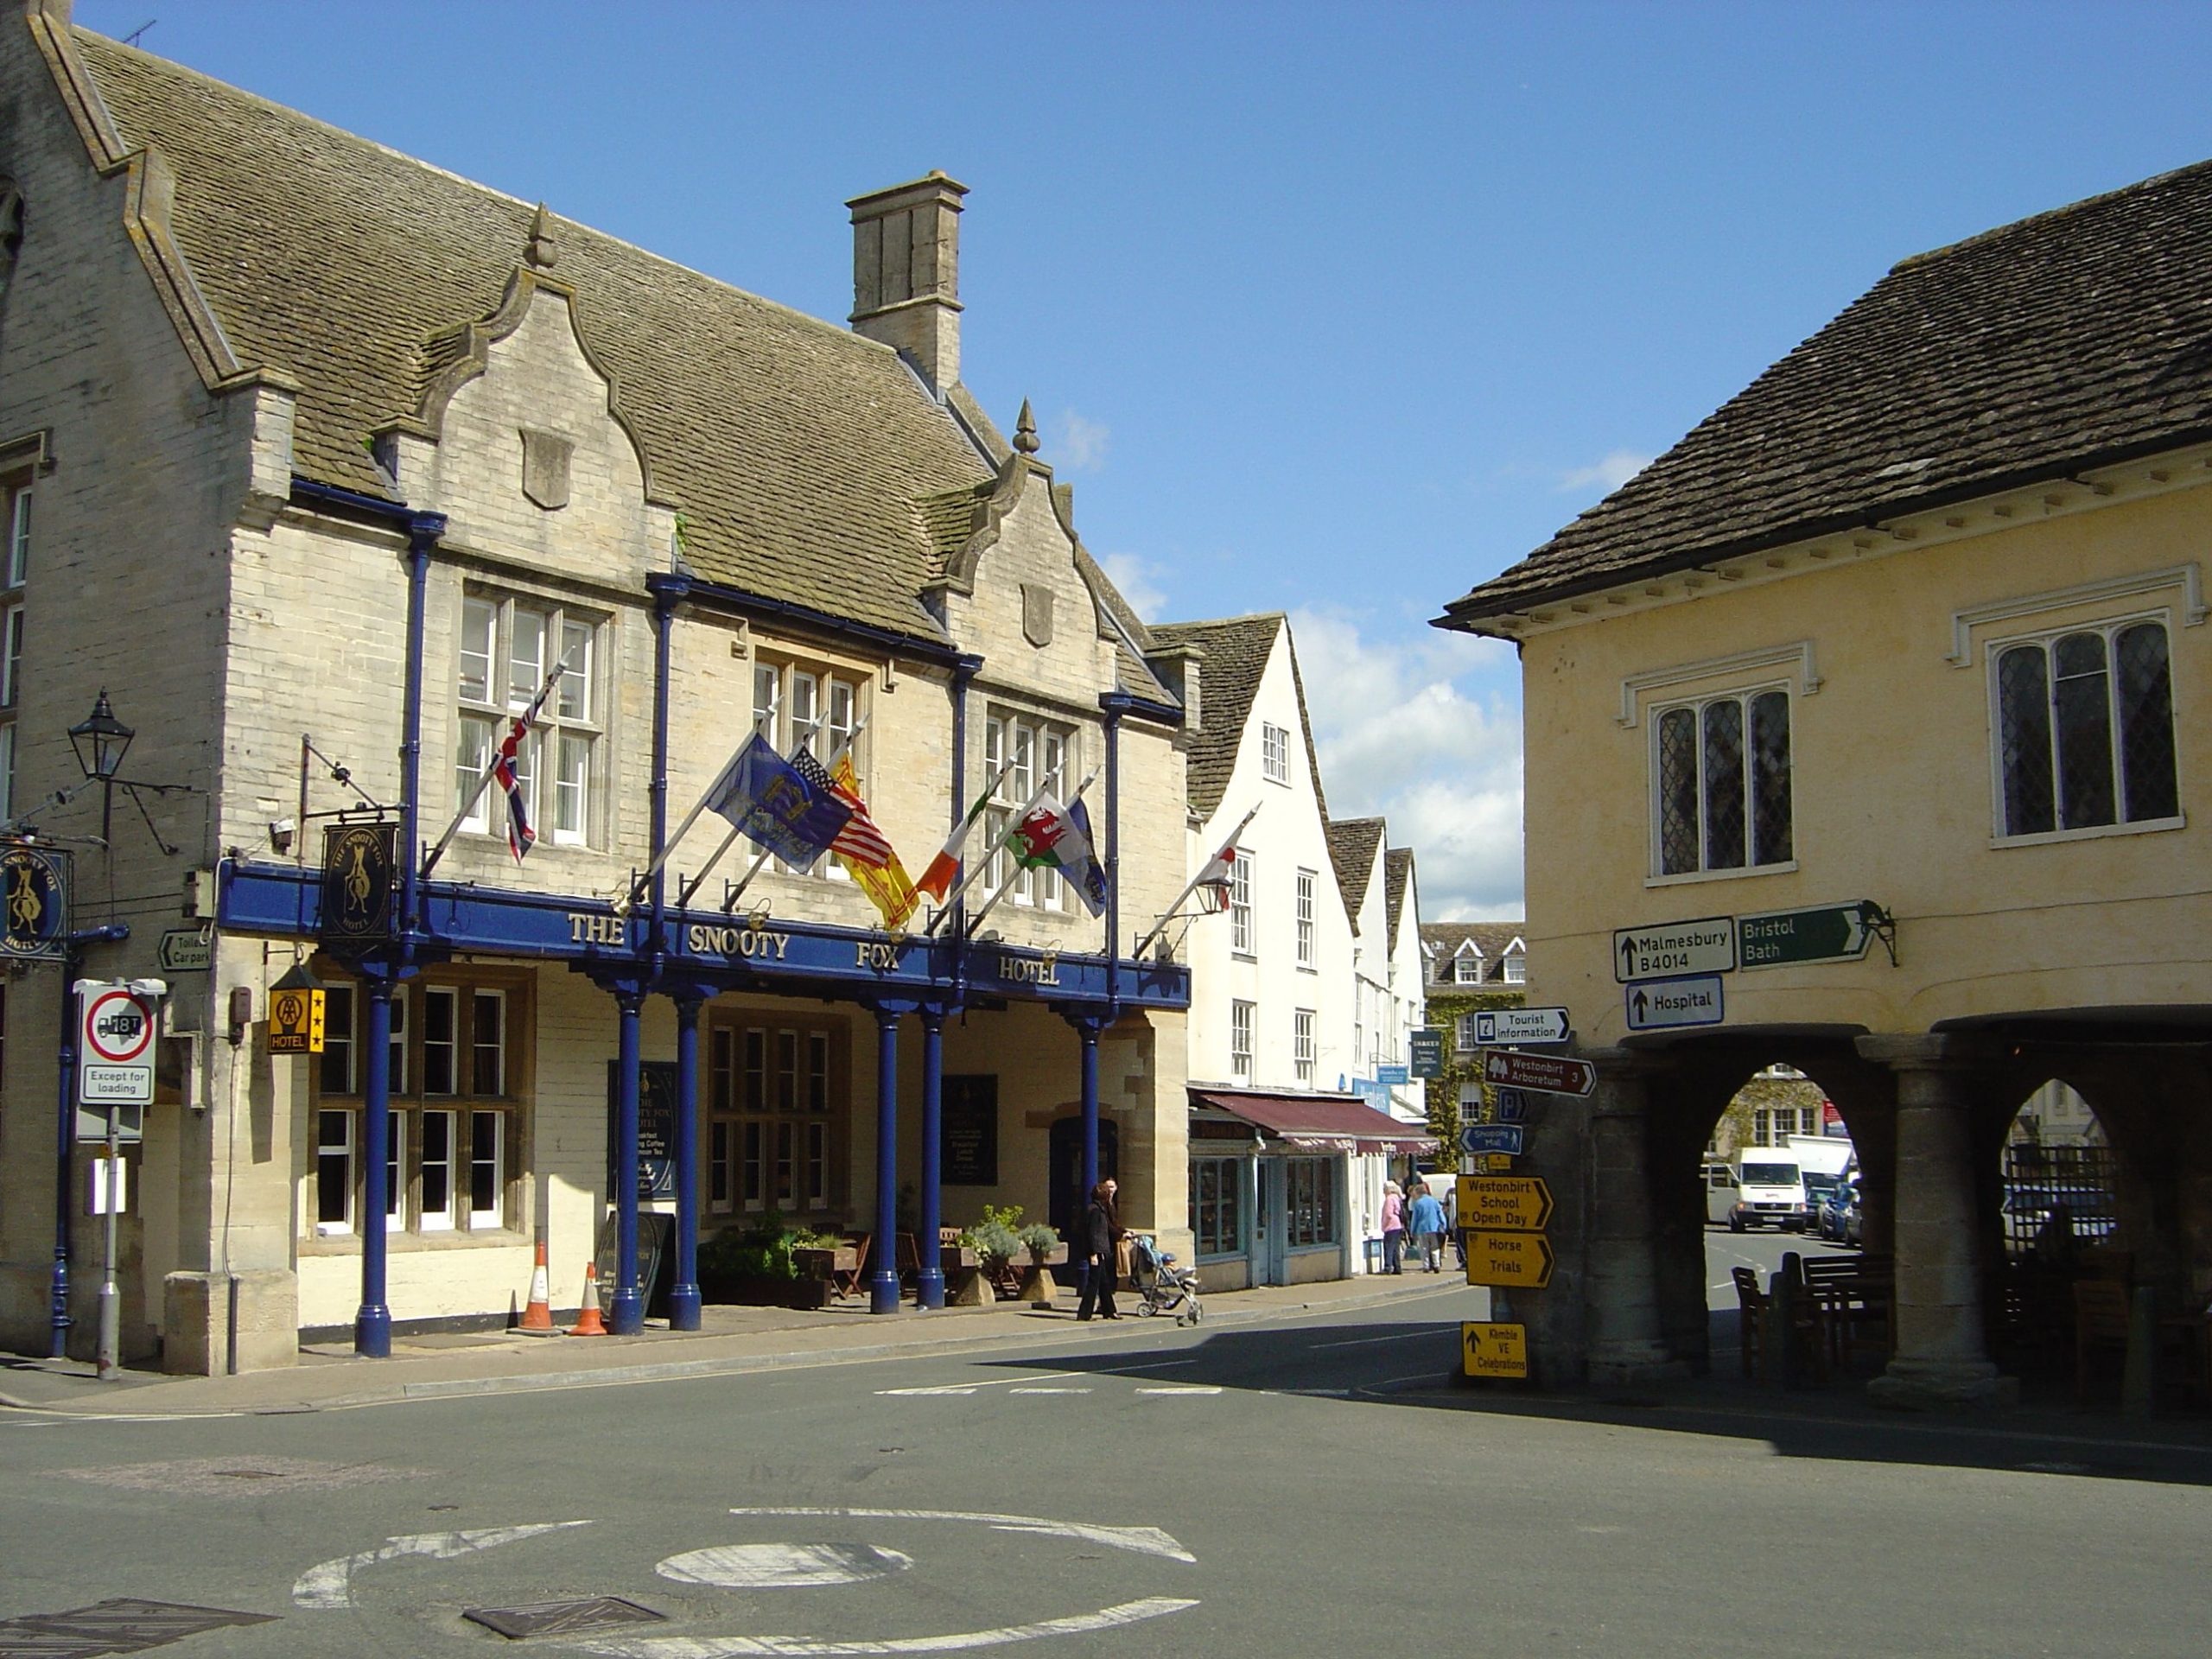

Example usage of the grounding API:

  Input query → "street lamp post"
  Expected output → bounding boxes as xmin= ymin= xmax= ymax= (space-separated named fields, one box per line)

xmin=67 ymin=690 xmax=132 ymax=849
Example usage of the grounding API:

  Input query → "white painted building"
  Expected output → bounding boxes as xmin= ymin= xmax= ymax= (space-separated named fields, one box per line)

xmin=1147 ymin=614 xmax=1433 ymax=1287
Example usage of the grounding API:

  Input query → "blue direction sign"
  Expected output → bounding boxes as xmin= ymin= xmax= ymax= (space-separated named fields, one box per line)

xmin=1375 ymin=1063 xmax=1409 ymax=1085
xmin=1460 ymin=1123 xmax=1525 ymax=1156
xmin=1625 ymin=975 xmax=1725 ymax=1031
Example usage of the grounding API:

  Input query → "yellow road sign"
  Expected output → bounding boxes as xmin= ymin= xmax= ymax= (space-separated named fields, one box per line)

xmin=1465 ymin=1229 xmax=1554 ymax=1287
xmin=1457 ymin=1175 xmax=1553 ymax=1231
xmin=1462 ymin=1321 xmax=1528 ymax=1380
xmin=270 ymin=988 xmax=326 ymax=1055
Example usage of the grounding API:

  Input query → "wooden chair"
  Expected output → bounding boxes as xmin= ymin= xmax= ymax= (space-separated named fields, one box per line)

xmin=2073 ymin=1277 xmax=2132 ymax=1408
xmin=834 ymin=1233 xmax=872 ymax=1301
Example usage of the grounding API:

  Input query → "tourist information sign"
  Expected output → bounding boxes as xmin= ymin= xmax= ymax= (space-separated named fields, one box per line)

xmin=1482 ymin=1048 xmax=1596 ymax=1097
xmin=1612 ymin=915 xmax=1735 ymax=982
xmin=1471 ymin=1007 xmax=1571 ymax=1045
xmin=1625 ymin=975 xmax=1725 ymax=1032
xmin=1738 ymin=900 xmax=1881 ymax=968
xmin=1465 ymin=1230 xmax=1554 ymax=1287
xmin=1462 ymin=1321 xmax=1529 ymax=1380
xmin=1456 ymin=1175 xmax=1552 ymax=1231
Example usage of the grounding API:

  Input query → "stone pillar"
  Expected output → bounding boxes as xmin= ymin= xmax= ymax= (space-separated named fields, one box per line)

xmin=1583 ymin=1048 xmax=1682 ymax=1384
xmin=1857 ymin=1033 xmax=2016 ymax=1408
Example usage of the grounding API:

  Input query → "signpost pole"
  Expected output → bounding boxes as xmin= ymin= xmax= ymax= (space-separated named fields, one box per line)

xmin=97 ymin=1110 xmax=120 ymax=1381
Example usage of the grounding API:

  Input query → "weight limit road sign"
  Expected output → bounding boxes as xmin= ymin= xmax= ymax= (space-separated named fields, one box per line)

xmin=78 ymin=982 xmax=157 ymax=1109
xmin=1482 ymin=1048 xmax=1596 ymax=1097
xmin=1465 ymin=1230 xmax=1554 ymax=1288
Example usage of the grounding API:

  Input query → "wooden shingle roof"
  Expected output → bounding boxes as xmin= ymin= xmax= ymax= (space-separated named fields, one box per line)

xmin=1441 ymin=157 xmax=2212 ymax=626
xmin=72 ymin=29 xmax=1014 ymax=645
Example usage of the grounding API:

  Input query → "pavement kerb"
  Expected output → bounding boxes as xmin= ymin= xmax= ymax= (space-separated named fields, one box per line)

xmin=0 ymin=1274 xmax=1469 ymax=1420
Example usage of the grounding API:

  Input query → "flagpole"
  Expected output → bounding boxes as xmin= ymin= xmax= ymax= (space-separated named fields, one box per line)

xmin=924 ymin=774 xmax=1053 ymax=936
xmin=907 ymin=755 xmax=1014 ymax=932
xmin=685 ymin=716 xmax=870 ymax=910
xmin=1132 ymin=798 xmax=1263 ymax=960
xmin=933 ymin=765 xmax=1101 ymax=939
xmin=615 ymin=744 xmax=746 ymax=914
xmin=420 ymin=650 xmax=577 ymax=879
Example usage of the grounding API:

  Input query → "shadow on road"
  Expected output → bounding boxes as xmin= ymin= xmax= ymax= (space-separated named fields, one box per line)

xmin=979 ymin=1309 xmax=2212 ymax=1490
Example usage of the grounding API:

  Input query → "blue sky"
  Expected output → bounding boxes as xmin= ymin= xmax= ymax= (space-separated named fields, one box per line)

xmin=73 ymin=2 xmax=2212 ymax=918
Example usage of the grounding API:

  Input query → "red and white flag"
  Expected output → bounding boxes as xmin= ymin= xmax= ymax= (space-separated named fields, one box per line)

xmin=492 ymin=715 xmax=535 ymax=863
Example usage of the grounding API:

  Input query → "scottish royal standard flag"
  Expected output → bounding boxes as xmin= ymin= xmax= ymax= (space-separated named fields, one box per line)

xmin=705 ymin=732 xmax=854 ymax=874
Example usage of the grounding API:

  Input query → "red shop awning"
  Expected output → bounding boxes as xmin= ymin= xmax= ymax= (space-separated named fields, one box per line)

xmin=1190 ymin=1089 xmax=1438 ymax=1157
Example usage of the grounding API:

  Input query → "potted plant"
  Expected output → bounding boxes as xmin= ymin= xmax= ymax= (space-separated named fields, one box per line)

xmin=696 ymin=1212 xmax=837 ymax=1309
xmin=1017 ymin=1223 xmax=1065 ymax=1307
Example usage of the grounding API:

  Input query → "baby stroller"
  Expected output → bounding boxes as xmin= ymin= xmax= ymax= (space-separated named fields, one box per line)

xmin=1128 ymin=1233 xmax=1203 ymax=1325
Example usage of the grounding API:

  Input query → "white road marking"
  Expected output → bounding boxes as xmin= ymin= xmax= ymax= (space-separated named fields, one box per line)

xmin=725 ymin=1507 xmax=1196 ymax=1564
xmin=566 ymin=1595 xmax=1198 ymax=1656
xmin=1116 ymin=1357 xmax=1197 ymax=1372
xmin=878 ymin=1370 xmax=1081 ymax=1398
xmin=1007 ymin=1387 xmax=1091 ymax=1395
xmin=1135 ymin=1386 xmax=1221 ymax=1396
xmin=1311 ymin=1331 xmax=1412 ymax=1350
xmin=876 ymin=1386 xmax=979 ymax=1396
xmin=292 ymin=1520 xmax=592 ymax=1609
xmin=659 ymin=1543 xmax=912 ymax=1589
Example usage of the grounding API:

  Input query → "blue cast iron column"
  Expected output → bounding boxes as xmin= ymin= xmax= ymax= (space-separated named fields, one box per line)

xmin=917 ymin=1007 xmax=946 ymax=1310
xmin=669 ymin=991 xmax=705 ymax=1331
xmin=611 ymin=987 xmax=645 ymax=1334
xmin=871 ymin=1006 xmax=902 ymax=1315
xmin=356 ymin=973 xmax=395 ymax=1357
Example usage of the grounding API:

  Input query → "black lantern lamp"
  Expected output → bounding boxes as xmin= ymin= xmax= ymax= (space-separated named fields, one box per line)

xmin=69 ymin=690 xmax=136 ymax=846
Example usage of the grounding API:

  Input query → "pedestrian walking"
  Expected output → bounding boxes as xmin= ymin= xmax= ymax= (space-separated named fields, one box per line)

xmin=1407 ymin=1182 xmax=1447 ymax=1273
xmin=1443 ymin=1177 xmax=1465 ymax=1268
xmin=1075 ymin=1179 xmax=1123 ymax=1320
xmin=1380 ymin=1180 xmax=1406 ymax=1274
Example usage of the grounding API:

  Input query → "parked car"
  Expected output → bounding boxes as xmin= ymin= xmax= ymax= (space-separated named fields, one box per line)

xmin=1802 ymin=1172 xmax=1845 ymax=1235
xmin=2003 ymin=1184 xmax=2118 ymax=1246
xmin=1818 ymin=1179 xmax=1859 ymax=1243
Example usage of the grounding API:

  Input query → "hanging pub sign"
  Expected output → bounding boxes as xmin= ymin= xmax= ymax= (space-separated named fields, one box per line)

xmin=321 ymin=822 xmax=397 ymax=941
xmin=0 ymin=844 xmax=70 ymax=962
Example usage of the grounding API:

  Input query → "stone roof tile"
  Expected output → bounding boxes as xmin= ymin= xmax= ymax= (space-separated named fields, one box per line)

xmin=1442 ymin=158 xmax=2212 ymax=624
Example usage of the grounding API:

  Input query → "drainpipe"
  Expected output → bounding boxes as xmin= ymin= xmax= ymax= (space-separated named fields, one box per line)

xmin=1103 ymin=706 xmax=1122 ymax=1015
xmin=397 ymin=516 xmax=442 ymax=938
xmin=645 ymin=574 xmax=689 ymax=966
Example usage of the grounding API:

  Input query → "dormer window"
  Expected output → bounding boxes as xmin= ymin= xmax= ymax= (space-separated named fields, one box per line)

xmin=1503 ymin=950 xmax=1526 ymax=985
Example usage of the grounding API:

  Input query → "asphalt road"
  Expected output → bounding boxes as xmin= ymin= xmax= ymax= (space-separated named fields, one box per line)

xmin=6 ymin=1257 xmax=2212 ymax=1657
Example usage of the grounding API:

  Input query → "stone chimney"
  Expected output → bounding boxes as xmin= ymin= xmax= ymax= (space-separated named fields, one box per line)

xmin=848 ymin=172 xmax=968 ymax=393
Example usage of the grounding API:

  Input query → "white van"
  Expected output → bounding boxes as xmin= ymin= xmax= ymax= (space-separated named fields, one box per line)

xmin=1702 ymin=1160 xmax=1738 ymax=1226
xmin=1729 ymin=1155 xmax=1808 ymax=1231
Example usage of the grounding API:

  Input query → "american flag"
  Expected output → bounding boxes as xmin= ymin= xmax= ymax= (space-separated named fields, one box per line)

xmin=493 ymin=715 xmax=536 ymax=862
xmin=791 ymin=746 xmax=892 ymax=868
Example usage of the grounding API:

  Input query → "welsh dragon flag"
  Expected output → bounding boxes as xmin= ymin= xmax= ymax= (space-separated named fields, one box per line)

xmin=1007 ymin=794 xmax=1109 ymax=917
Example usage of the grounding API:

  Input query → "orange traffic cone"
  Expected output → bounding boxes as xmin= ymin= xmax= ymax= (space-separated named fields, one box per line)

xmin=568 ymin=1261 xmax=608 ymax=1337
xmin=518 ymin=1236 xmax=555 ymax=1333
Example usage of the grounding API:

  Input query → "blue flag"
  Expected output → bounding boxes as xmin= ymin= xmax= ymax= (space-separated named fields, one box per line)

xmin=705 ymin=733 xmax=854 ymax=873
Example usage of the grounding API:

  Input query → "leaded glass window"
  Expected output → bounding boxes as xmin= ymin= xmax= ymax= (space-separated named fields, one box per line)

xmin=1653 ymin=690 xmax=1792 ymax=876
xmin=1995 ymin=620 xmax=2178 ymax=839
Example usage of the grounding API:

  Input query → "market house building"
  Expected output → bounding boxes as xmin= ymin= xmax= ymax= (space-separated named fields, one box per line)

xmin=1438 ymin=159 xmax=2212 ymax=1402
xmin=0 ymin=3 xmax=1197 ymax=1371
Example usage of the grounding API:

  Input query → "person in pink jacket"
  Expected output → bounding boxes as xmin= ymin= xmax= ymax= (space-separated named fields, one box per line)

xmin=1380 ymin=1180 xmax=1406 ymax=1274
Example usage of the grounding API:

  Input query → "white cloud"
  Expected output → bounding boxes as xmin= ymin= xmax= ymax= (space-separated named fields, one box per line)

xmin=1055 ymin=409 xmax=1111 ymax=473
xmin=1096 ymin=550 xmax=1166 ymax=621
xmin=1557 ymin=448 xmax=1653 ymax=493
xmin=1287 ymin=607 xmax=1524 ymax=919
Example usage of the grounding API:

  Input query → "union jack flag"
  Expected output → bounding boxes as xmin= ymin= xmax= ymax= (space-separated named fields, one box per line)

xmin=493 ymin=715 xmax=536 ymax=862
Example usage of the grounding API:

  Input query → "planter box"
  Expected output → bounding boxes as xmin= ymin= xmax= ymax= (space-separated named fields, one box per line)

xmin=792 ymin=1245 xmax=860 ymax=1281
xmin=700 ymin=1274 xmax=834 ymax=1310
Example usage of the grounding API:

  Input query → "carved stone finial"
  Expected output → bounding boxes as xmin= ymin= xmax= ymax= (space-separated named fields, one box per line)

xmin=1013 ymin=398 xmax=1039 ymax=455
xmin=525 ymin=203 xmax=559 ymax=270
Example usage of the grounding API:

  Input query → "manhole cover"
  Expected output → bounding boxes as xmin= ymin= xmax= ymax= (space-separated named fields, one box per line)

xmin=61 ymin=1458 xmax=415 ymax=1497
xmin=462 ymin=1599 xmax=664 ymax=1640
xmin=0 ymin=1598 xmax=275 ymax=1657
